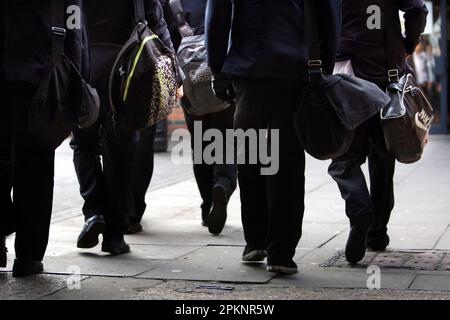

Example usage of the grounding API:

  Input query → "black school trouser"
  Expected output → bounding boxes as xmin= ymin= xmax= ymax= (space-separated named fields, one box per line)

xmin=232 ymin=78 xmax=306 ymax=265
xmin=328 ymin=114 xmax=395 ymax=241
xmin=70 ymin=87 xmax=139 ymax=240
xmin=129 ymin=124 xmax=156 ymax=224
xmin=183 ymin=99 xmax=237 ymax=212
xmin=0 ymin=81 xmax=55 ymax=262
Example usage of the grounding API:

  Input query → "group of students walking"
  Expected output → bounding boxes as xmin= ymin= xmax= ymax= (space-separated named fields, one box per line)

xmin=0 ymin=0 xmax=428 ymax=277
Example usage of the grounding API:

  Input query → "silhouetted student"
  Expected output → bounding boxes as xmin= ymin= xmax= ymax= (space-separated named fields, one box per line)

xmin=0 ymin=0 xmax=89 ymax=276
xmin=71 ymin=0 xmax=175 ymax=254
xmin=328 ymin=0 xmax=428 ymax=264
xmin=206 ymin=0 xmax=341 ymax=274
xmin=161 ymin=0 xmax=237 ymax=234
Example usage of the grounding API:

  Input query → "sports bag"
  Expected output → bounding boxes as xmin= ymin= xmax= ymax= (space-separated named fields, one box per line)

xmin=109 ymin=0 xmax=178 ymax=132
xmin=380 ymin=0 xmax=433 ymax=164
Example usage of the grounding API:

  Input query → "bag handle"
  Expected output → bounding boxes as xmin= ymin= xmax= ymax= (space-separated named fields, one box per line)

xmin=133 ymin=0 xmax=146 ymax=24
xmin=169 ymin=0 xmax=194 ymax=38
xmin=304 ymin=0 xmax=323 ymax=80
xmin=51 ymin=0 xmax=66 ymax=63
xmin=383 ymin=0 xmax=402 ymax=83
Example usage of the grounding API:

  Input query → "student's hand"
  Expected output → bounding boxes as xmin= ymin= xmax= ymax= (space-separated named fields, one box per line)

xmin=211 ymin=73 xmax=235 ymax=104
xmin=176 ymin=86 xmax=184 ymax=101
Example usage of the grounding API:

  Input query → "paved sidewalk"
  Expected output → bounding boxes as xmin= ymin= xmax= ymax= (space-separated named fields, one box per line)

xmin=1 ymin=136 xmax=450 ymax=300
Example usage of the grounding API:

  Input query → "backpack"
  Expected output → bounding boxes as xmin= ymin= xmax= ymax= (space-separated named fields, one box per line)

xmin=109 ymin=0 xmax=179 ymax=132
xmin=169 ymin=0 xmax=230 ymax=116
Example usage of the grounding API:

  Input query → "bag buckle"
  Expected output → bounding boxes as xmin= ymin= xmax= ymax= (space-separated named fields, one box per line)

xmin=308 ymin=59 xmax=323 ymax=69
xmin=52 ymin=27 xmax=66 ymax=39
xmin=388 ymin=69 xmax=399 ymax=83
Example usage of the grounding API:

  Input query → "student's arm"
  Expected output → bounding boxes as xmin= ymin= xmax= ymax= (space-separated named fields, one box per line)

xmin=205 ymin=0 xmax=232 ymax=75
xmin=159 ymin=0 xmax=182 ymax=51
xmin=316 ymin=0 xmax=342 ymax=74
xmin=145 ymin=0 xmax=175 ymax=52
xmin=65 ymin=0 xmax=89 ymax=79
xmin=399 ymin=0 xmax=428 ymax=55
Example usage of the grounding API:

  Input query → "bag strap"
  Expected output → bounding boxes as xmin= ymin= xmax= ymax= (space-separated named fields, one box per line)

xmin=133 ymin=0 xmax=146 ymax=24
xmin=169 ymin=0 xmax=194 ymax=37
xmin=304 ymin=0 xmax=323 ymax=79
xmin=383 ymin=0 xmax=401 ymax=83
xmin=51 ymin=0 xmax=66 ymax=63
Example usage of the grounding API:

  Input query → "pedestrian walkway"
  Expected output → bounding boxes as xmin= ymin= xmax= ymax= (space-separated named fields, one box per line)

xmin=1 ymin=136 xmax=450 ymax=300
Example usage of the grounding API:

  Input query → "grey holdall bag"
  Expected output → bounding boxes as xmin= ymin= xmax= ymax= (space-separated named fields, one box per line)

xmin=169 ymin=0 xmax=230 ymax=116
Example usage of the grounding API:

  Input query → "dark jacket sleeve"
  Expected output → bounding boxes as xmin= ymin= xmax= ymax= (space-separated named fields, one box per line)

xmin=205 ymin=0 xmax=232 ymax=74
xmin=65 ymin=0 xmax=90 ymax=79
xmin=159 ymin=0 xmax=182 ymax=51
xmin=399 ymin=0 xmax=428 ymax=55
xmin=145 ymin=0 xmax=175 ymax=52
xmin=317 ymin=0 xmax=341 ymax=74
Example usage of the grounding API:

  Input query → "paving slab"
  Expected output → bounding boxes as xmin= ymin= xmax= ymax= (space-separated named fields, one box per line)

xmin=41 ymin=253 xmax=162 ymax=277
xmin=0 ymin=272 xmax=87 ymax=300
xmin=409 ymin=275 xmax=450 ymax=291
xmin=435 ymin=226 xmax=450 ymax=250
xmin=136 ymin=246 xmax=274 ymax=283
xmin=269 ymin=269 xmax=415 ymax=290
xmin=119 ymin=244 xmax=202 ymax=260
xmin=41 ymin=277 xmax=162 ymax=300
xmin=386 ymin=225 xmax=448 ymax=250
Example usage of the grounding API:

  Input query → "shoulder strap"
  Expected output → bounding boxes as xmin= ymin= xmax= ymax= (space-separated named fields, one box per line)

xmin=51 ymin=0 xmax=66 ymax=63
xmin=383 ymin=0 xmax=401 ymax=83
xmin=169 ymin=0 xmax=194 ymax=38
xmin=304 ymin=0 xmax=323 ymax=79
xmin=133 ymin=0 xmax=146 ymax=24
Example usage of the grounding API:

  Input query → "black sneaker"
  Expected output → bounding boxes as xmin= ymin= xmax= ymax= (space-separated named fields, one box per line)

xmin=12 ymin=259 xmax=43 ymax=278
xmin=367 ymin=233 xmax=390 ymax=252
xmin=77 ymin=215 xmax=106 ymax=249
xmin=242 ymin=247 xmax=267 ymax=262
xmin=124 ymin=222 xmax=143 ymax=235
xmin=267 ymin=260 xmax=298 ymax=274
xmin=1 ymin=237 xmax=7 ymax=268
xmin=207 ymin=185 xmax=228 ymax=235
xmin=345 ymin=214 xmax=373 ymax=264
xmin=101 ymin=240 xmax=130 ymax=255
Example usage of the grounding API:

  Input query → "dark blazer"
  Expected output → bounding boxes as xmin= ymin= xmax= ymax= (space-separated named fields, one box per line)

xmin=160 ymin=0 xmax=207 ymax=51
xmin=337 ymin=0 xmax=428 ymax=84
xmin=85 ymin=0 xmax=174 ymax=89
xmin=205 ymin=0 xmax=342 ymax=81
xmin=0 ymin=0 xmax=89 ymax=85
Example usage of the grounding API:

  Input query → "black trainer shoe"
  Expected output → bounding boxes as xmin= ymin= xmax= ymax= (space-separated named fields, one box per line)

xmin=77 ymin=215 xmax=106 ymax=249
xmin=124 ymin=222 xmax=143 ymax=235
xmin=207 ymin=185 xmax=228 ymax=235
xmin=367 ymin=233 xmax=390 ymax=252
xmin=267 ymin=260 xmax=298 ymax=274
xmin=1 ymin=237 xmax=7 ymax=268
xmin=345 ymin=214 xmax=373 ymax=264
xmin=101 ymin=240 xmax=130 ymax=255
xmin=12 ymin=259 xmax=43 ymax=278
xmin=242 ymin=247 xmax=267 ymax=262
